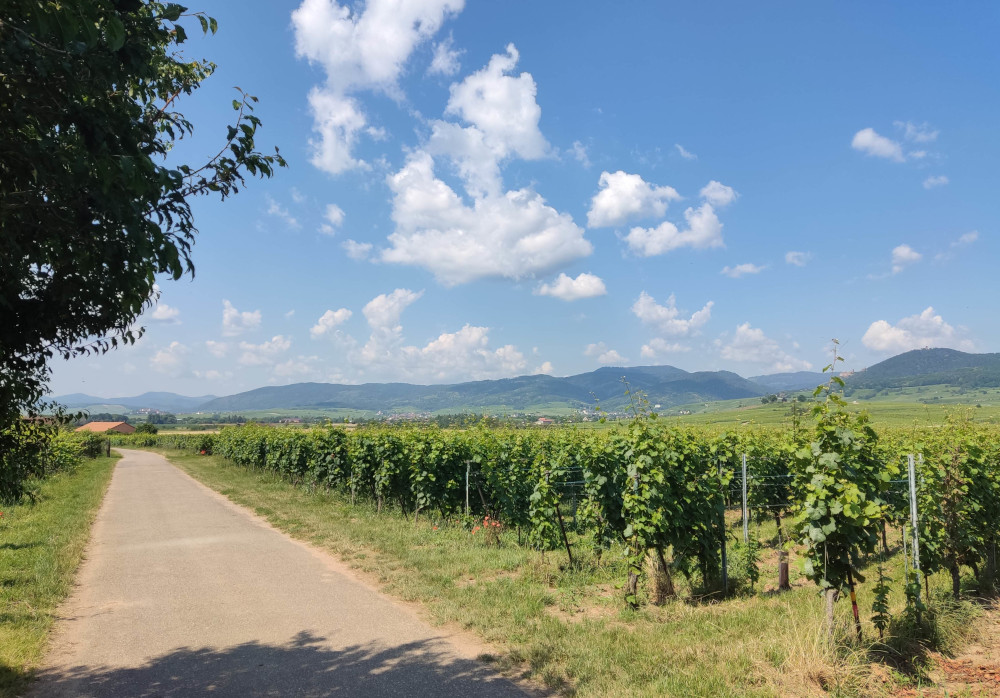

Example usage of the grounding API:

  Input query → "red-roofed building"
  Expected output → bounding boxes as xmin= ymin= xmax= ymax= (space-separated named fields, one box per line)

xmin=75 ymin=421 xmax=136 ymax=434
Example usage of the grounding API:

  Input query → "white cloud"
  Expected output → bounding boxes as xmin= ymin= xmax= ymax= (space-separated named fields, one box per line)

xmin=205 ymin=341 xmax=229 ymax=358
xmin=587 ymin=170 xmax=681 ymax=228
xmin=303 ymin=89 xmax=370 ymax=174
xmin=238 ymin=335 xmax=292 ymax=366
xmin=721 ymin=263 xmax=765 ymax=278
xmin=640 ymin=338 xmax=692 ymax=359
xmin=862 ymin=307 xmax=973 ymax=353
xmin=923 ymin=175 xmax=948 ymax=189
xmin=291 ymin=0 xmax=464 ymax=174
xmin=222 ymin=300 xmax=262 ymax=337
xmin=570 ymin=140 xmax=591 ymax=168
xmin=584 ymin=342 xmax=626 ymax=365
xmin=324 ymin=203 xmax=345 ymax=232
xmin=909 ymin=150 xmax=927 ymax=160
xmin=310 ymin=308 xmax=353 ymax=339
xmin=533 ymin=361 xmax=553 ymax=375
xmin=150 ymin=341 xmax=188 ymax=375
xmin=445 ymin=44 xmax=548 ymax=162
xmin=273 ymin=355 xmax=326 ymax=381
xmin=631 ymin=292 xmax=713 ymax=336
xmin=428 ymin=34 xmax=462 ymax=76
xmin=894 ymin=120 xmax=939 ymax=143
xmin=719 ymin=323 xmax=812 ymax=372
xmin=675 ymin=143 xmax=697 ymax=160
xmin=342 ymin=239 xmax=374 ymax=260
xmin=535 ymin=272 xmax=606 ymax=301
xmin=699 ymin=180 xmax=737 ymax=208
xmin=359 ymin=288 xmax=424 ymax=363
xmin=150 ymin=303 xmax=180 ymax=323
xmin=625 ymin=203 xmax=724 ymax=257
xmin=785 ymin=250 xmax=811 ymax=267
xmin=265 ymin=195 xmax=300 ymax=228
xmin=193 ymin=369 xmax=228 ymax=381
xmin=335 ymin=288 xmax=530 ymax=381
xmin=956 ymin=231 xmax=979 ymax=246
xmin=891 ymin=244 xmax=922 ymax=274
xmin=285 ymin=309 xmax=296 ymax=319
xmin=381 ymin=151 xmax=591 ymax=284
xmin=290 ymin=188 xmax=306 ymax=204
xmin=851 ymin=128 xmax=905 ymax=162
xmin=399 ymin=325 xmax=527 ymax=381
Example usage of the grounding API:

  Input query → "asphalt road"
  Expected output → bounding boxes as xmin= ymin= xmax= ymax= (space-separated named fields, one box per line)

xmin=32 ymin=449 xmax=530 ymax=697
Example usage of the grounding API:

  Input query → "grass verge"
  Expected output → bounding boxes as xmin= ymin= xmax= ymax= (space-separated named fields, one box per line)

xmin=166 ymin=450 xmax=990 ymax=697
xmin=0 ymin=455 xmax=118 ymax=697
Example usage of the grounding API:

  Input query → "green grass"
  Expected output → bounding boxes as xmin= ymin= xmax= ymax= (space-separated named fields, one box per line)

xmin=163 ymin=450 xmax=991 ymax=697
xmin=0 ymin=455 xmax=118 ymax=697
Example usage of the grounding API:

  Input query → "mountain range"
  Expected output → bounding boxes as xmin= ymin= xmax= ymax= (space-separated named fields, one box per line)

xmin=51 ymin=348 xmax=1000 ymax=414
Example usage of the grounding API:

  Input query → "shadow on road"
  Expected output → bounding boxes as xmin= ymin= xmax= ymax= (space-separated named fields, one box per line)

xmin=31 ymin=630 xmax=529 ymax=697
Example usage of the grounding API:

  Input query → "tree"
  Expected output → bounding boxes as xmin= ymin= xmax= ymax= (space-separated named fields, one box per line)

xmin=136 ymin=422 xmax=159 ymax=435
xmin=0 ymin=1 xmax=285 ymax=500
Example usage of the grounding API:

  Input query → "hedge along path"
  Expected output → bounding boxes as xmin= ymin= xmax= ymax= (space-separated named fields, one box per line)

xmin=31 ymin=449 xmax=532 ymax=698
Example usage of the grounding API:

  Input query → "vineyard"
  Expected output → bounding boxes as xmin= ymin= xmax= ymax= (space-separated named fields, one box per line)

xmin=109 ymin=388 xmax=1000 ymax=644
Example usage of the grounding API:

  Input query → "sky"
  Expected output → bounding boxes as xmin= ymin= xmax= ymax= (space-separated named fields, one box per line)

xmin=49 ymin=1 xmax=1000 ymax=398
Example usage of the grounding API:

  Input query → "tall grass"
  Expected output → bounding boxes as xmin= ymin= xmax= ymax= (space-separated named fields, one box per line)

xmin=0 ymin=455 xmax=117 ymax=697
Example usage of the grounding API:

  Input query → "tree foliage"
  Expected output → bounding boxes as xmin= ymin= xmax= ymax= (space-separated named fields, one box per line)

xmin=0 ymin=1 xmax=285 ymax=499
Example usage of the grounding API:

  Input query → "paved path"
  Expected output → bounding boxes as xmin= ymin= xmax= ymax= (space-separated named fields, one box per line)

xmin=32 ymin=449 xmax=529 ymax=697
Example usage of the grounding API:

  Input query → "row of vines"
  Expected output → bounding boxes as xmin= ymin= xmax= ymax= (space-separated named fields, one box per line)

xmin=110 ymin=392 xmax=1000 ymax=637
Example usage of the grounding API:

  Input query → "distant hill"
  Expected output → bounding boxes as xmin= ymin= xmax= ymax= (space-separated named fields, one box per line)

xmin=846 ymin=348 xmax=1000 ymax=391
xmin=197 ymin=365 xmax=766 ymax=413
xmin=52 ymin=392 xmax=217 ymax=413
xmin=749 ymin=371 xmax=827 ymax=392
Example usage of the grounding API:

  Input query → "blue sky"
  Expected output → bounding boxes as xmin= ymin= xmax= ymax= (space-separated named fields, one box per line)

xmin=49 ymin=1 xmax=999 ymax=398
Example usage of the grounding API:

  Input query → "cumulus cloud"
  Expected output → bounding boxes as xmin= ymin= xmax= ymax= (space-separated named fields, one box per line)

xmin=891 ymin=244 xmax=922 ymax=274
xmin=150 ymin=341 xmax=188 ymax=375
xmin=625 ymin=203 xmax=724 ymax=257
xmin=381 ymin=151 xmax=591 ymax=284
xmin=631 ymin=292 xmax=713 ymax=336
xmin=785 ymin=250 xmax=811 ymax=267
xmin=222 ymin=300 xmax=262 ymax=337
xmin=923 ymin=175 xmax=949 ymax=189
xmin=238 ymin=335 xmax=292 ymax=366
xmin=718 ymin=323 xmax=812 ymax=372
xmin=272 ymin=355 xmax=327 ymax=382
xmin=150 ymin=303 xmax=180 ymax=323
xmin=444 ymin=43 xmax=548 ymax=161
xmin=586 ymin=170 xmax=681 ymax=228
xmin=320 ymin=204 xmax=345 ymax=236
xmin=310 ymin=308 xmax=353 ymax=339
xmin=428 ymin=34 xmax=462 ymax=76
xmin=675 ymin=143 xmax=697 ymax=160
xmin=640 ymin=338 xmax=692 ymax=359
xmin=291 ymin=0 xmax=464 ymax=173
xmin=862 ymin=307 xmax=973 ymax=353
xmin=535 ymin=272 xmax=606 ymax=301
xmin=342 ymin=239 xmax=374 ymax=260
xmin=851 ymin=128 xmax=905 ymax=162
xmin=344 ymin=288 xmax=529 ymax=381
xmin=584 ymin=342 xmax=626 ymax=365
xmin=721 ymin=263 xmax=765 ymax=278
xmin=699 ymin=180 xmax=738 ymax=207
xmin=205 ymin=341 xmax=229 ymax=358
xmin=533 ymin=361 xmax=554 ymax=375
